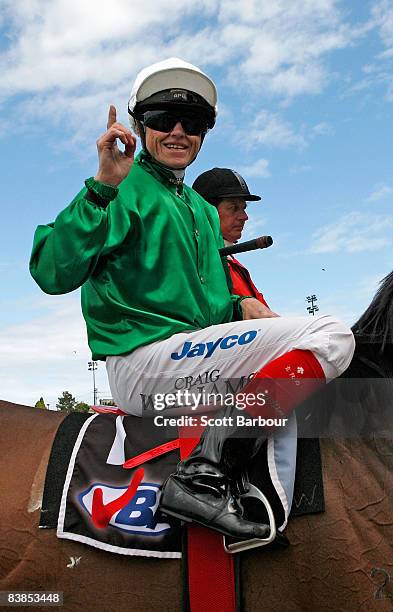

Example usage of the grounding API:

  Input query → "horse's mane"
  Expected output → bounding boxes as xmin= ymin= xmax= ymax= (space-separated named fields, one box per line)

xmin=352 ymin=271 xmax=393 ymax=350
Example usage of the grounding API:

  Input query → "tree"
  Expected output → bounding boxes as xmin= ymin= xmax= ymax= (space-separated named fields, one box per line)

xmin=56 ymin=391 xmax=76 ymax=412
xmin=35 ymin=397 xmax=47 ymax=409
xmin=75 ymin=401 xmax=91 ymax=413
xmin=56 ymin=392 xmax=91 ymax=412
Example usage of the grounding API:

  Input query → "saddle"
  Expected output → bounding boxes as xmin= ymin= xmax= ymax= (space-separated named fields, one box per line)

xmin=40 ymin=411 xmax=324 ymax=555
xmin=40 ymin=411 xmax=324 ymax=611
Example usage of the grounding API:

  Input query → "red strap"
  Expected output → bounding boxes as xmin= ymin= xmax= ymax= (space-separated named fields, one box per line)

xmin=91 ymin=439 xmax=182 ymax=529
xmin=91 ymin=405 xmax=129 ymax=415
xmin=179 ymin=427 xmax=237 ymax=612
xmin=186 ymin=527 xmax=237 ymax=612
xmin=123 ymin=439 xmax=181 ymax=469
xmin=119 ymin=429 xmax=237 ymax=611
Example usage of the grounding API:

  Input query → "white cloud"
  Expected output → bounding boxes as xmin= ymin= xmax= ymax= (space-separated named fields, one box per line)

xmin=0 ymin=293 xmax=111 ymax=408
xmin=238 ymin=158 xmax=271 ymax=178
xmin=1 ymin=0 xmax=211 ymax=91
xmin=267 ymin=63 xmax=327 ymax=98
xmin=0 ymin=0 xmax=372 ymax=141
xmin=247 ymin=110 xmax=306 ymax=149
xmin=220 ymin=0 xmax=362 ymax=98
xmin=379 ymin=47 xmax=393 ymax=59
xmin=373 ymin=0 xmax=393 ymax=50
xmin=310 ymin=211 xmax=393 ymax=254
xmin=366 ymin=183 xmax=393 ymax=202
xmin=352 ymin=1 xmax=393 ymax=101
xmin=311 ymin=122 xmax=332 ymax=136
xmin=240 ymin=112 xmax=331 ymax=152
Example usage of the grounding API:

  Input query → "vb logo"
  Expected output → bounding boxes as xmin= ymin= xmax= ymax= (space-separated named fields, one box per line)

xmin=79 ymin=482 xmax=171 ymax=535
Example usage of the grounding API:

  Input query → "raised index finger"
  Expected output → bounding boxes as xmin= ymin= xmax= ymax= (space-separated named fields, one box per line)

xmin=107 ymin=105 xmax=117 ymax=130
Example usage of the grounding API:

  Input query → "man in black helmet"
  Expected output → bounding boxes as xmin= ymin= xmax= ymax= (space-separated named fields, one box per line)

xmin=193 ymin=167 xmax=276 ymax=314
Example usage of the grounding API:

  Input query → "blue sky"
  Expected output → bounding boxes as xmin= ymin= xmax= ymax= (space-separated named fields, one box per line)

xmin=1 ymin=0 xmax=392 ymax=409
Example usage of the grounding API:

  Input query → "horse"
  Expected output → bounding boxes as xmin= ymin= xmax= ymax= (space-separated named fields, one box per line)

xmin=2 ymin=271 xmax=393 ymax=611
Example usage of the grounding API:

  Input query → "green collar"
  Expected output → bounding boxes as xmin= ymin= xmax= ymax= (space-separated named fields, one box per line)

xmin=135 ymin=150 xmax=185 ymax=193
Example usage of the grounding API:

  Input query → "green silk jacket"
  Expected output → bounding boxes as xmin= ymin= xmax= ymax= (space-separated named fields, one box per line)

xmin=30 ymin=152 xmax=241 ymax=360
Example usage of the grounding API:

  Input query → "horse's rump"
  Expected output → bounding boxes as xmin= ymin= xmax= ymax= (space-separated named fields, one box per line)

xmin=3 ymin=369 xmax=393 ymax=610
xmin=0 ymin=401 xmax=183 ymax=611
xmin=243 ymin=437 xmax=393 ymax=611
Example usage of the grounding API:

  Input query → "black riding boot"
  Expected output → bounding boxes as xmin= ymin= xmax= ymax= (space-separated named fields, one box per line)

xmin=160 ymin=407 xmax=270 ymax=539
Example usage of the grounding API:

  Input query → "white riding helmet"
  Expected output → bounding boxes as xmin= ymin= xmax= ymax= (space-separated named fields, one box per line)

xmin=128 ymin=57 xmax=218 ymax=133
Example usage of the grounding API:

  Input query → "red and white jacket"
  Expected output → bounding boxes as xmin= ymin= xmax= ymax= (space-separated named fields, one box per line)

xmin=227 ymin=255 xmax=269 ymax=307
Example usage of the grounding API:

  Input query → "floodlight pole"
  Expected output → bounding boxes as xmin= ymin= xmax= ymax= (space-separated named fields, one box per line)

xmin=306 ymin=294 xmax=319 ymax=316
xmin=88 ymin=361 xmax=98 ymax=405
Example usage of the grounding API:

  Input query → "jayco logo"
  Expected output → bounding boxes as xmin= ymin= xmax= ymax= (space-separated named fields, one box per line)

xmin=171 ymin=330 xmax=258 ymax=361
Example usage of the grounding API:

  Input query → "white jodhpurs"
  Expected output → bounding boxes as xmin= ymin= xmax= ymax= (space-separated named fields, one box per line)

xmin=106 ymin=314 xmax=355 ymax=416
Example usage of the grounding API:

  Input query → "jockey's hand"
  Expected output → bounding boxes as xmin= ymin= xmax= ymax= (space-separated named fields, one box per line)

xmin=94 ymin=105 xmax=137 ymax=187
xmin=241 ymin=298 xmax=280 ymax=320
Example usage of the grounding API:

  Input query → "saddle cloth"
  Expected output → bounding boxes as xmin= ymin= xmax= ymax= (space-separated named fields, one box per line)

xmin=40 ymin=412 xmax=324 ymax=558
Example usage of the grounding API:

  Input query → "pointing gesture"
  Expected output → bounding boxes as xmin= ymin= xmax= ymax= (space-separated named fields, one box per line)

xmin=94 ymin=105 xmax=137 ymax=187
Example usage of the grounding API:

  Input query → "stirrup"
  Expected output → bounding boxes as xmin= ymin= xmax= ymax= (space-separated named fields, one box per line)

xmin=223 ymin=483 xmax=277 ymax=554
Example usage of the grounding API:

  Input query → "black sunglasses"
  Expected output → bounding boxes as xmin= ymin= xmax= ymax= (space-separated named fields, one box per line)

xmin=137 ymin=110 xmax=209 ymax=136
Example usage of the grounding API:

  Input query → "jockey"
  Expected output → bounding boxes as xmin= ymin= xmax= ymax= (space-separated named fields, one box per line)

xmin=30 ymin=57 xmax=355 ymax=541
xmin=192 ymin=167 xmax=274 ymax=311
